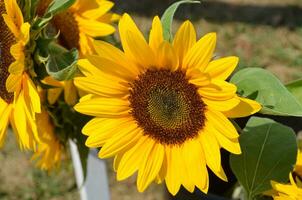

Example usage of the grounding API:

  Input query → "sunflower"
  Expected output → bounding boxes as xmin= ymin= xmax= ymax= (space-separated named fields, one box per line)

xmin=268 ymin=150 xmax=302 ymax=200
xmin=42 ymin=76 xmax=78 ymax=105
xmin=39 ymin=0 xmax=119 ymax=55
xmin=270 ymin=174 xmax=302 ymax=200
xmin=0 ymin=0 xmax=41 ymax=150
xmin=31 ymin=109 xmax=62 ymax=171
xmin=74 ymin=14 xmax=261 ymax=195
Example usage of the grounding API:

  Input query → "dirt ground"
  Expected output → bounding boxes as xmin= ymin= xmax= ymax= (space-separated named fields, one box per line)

xmin=1 ymin=0 xmax=302 ymax=199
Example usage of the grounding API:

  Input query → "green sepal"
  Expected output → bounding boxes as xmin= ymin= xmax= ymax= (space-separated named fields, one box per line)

xmin=230 ymin=117 xmax=297 ymax=200
xmin=46 ymin=43 xmax=79 ymax=81
xmin=230 ymin=67 xmax=302 ymax=117
xmin=161 ymin=0 xmax=200 ymax=42
xmin=46 ymin=0 xmax=76 ymax=15
xmin=31 ymin=13 xmax=53 ymax=38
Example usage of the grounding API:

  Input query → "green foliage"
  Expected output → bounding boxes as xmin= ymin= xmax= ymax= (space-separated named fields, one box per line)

xmin=230 ymin=117 xmax=297 ymax=200
xmin=286 ymin=79 xmax=302 ymax=104
xmin=46 ymin=43 xmax=79 ymax=81
xmin=161 ymin=0 xmax=200 ymax=42
xmin=46 ymin=0 xmax=76 ymax=15
xmin=230 ymin=67 xmax=302 ymax=117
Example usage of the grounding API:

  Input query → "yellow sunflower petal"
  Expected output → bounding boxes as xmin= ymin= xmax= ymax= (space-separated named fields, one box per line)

xmin=81 ymin=0 xmax=114 ymax=19
xmin=199 ymin=80 xmax=237 ymax=101
xmin=182 ymin=139 xmax=208 ymax=193
xmin=165 ymin=146 xmax=182 ymax=196
xmin=113 ymin=153 xmax=123 ymax=172
xmin=93 ymin=40 xmax=139 ymax=75
xmin=87 ymin=55 xmax=136 ymax=80
xmin=78 ymin=32 xmax=94 ymax=55
xmin=74 ymin=97 xmax=130 ymax=117
xmin=137 ymin=140 xmax=164 ymax=192
xmin=119 ymin=14 xmax=155 ymax=68
xmin=173 ymin=20 xmax=196 ymax=66
xmin=8 ymin=59 xmax=24 ymax=75
xmin=76 ymin=16 xmax=115 ymax=37
xmin=149 ymin=16 xmax=163 ymax=53
xmin=20 ymin=22 xmax=30 ymax=43
xmin=203 ymin=96 xmax=240 ymax=112
xmin=223 ymin=97 xmax=262 ymax=118
xmin=64 ymin=80 xmax=78 ymax=105
xmin=0 ymin=101 xmax=11 ymax=147
xmin=125 ymin=30 xmax=156 ymax=69
xmin=183 ymin=32 xmax=216 ymax=70
xmin=155 ymin=153 xmax=168 ymax=184
xmin=117 ymin=136 xmax=149 ymax=180
xmin=9 ymin=41 xmax=24 ymax=61
xmin=74 ymin=76 xmax=127 ymax=98
xmin=23 ymin=74 xmax=41 ymax=114
xmin=157 ymin=41 xmax=179 ymax=71
xmin=199 ymin=131 xmax=221 ymax=175
xmin=181 ymin=160 xmax=195 ymax=193
xmin=6 ymin=74 xmax=22 ymax=93
xmin=204 ymin=56 xmax=239 ymax=80
xmin=85 ymin=118 xmax=132 ymax=147
xmin=13 ymin=92 xmax=35 ymax=150
xmin=99 ymin=124 xmax=142 ymax=158
xmin=3 ymin=0 xmax=23 ymax=37
xmin=208 ymin=123 xmax=241 ymax=154
xmin=205 ymin=109 xmax=239 ymax=139
xmin=77 ymin=59 xmax=111 ymax=77
xmin=47 ymin=88 xmax=63 ymax=105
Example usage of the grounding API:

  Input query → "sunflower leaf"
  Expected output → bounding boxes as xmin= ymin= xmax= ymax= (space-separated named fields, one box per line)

xmin=161 ymin=0 xmax=200 ymax=42
xmin=46 ymin=0 xmax=76 ymax=15
xmin=230 ymin=67 xmax=302 ymax=117
xmin=286 ymin=79 xmax=302 ymax=105
xmin=230 ymin=117 xmax=297 ymax=199
xmin=45 ymin=43 xmax=79 ymax=81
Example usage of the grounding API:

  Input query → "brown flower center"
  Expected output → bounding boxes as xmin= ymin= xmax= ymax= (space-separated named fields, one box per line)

xmin=129 ymin=69 xmax=206 ymax=145
xmin=53 ymin=11 xmax=80 ymax=50
xmin=0 ymin=0 xmax=15 ymax=103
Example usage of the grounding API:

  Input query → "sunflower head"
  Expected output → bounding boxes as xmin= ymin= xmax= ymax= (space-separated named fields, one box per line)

xmin=0 ymin=0 xmax=42 ymax=151
xmin=74 ymin=14 xmax=261 ymax=195
xmin=0 ymin=0 xmax=19 ymax=103
xmin=38 ymin=0 xmax=119 ymax=55
xmin=270 ymin=173 xmax=302 ymax=200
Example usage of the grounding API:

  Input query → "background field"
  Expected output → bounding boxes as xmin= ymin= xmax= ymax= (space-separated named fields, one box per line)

xmin=1 ymin=0 xmax=302 ymax=199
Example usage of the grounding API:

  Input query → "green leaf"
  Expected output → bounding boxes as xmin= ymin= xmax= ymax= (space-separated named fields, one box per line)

xmin=46 ymin=0 xmax=76 ymax=15
xmin=286 ymin=79 xmax=302 ymax=105
xmin=230 ymin=67 xmax=302 ymax=117
xmin=230 ymin=117 xmax=297 ymax=200
xmin=46 ymin=43 xmax=79 ymax=81
xmin=32 ymin=13 xmax=53 ymax=33
xmin=161 ymin=0 xmax=200 ymax=42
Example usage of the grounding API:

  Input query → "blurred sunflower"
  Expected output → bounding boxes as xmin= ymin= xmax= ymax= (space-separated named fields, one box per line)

xmin=42 ymin=76 xmax=78 ymax=106
xmin=0 ymin=0 xmax=41 ymax=150
xmin=271 ymin=174 xmax=302 ymax=200
xmin=31 ymin=109 xmax=62 ymax=171
xmin=74 ymin=14 xmax=261 ymax=195
xmin=269 ymin=150 xmax=302 ymax=200
xmin=39 ymin=0 xmax=119 ymax=55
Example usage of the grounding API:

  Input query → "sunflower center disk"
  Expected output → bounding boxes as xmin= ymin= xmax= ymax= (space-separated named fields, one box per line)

xmin=53 ymin=11 xmax=80 ymax=50
xmin=129 ymin=69 xmax=206 ymax=145
xmin=0 ymin=1 xmax=15 ymax=103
